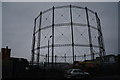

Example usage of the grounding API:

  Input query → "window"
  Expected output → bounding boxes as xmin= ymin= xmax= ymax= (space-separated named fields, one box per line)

xmin=73 ymin=70 xmax=78 ymax=72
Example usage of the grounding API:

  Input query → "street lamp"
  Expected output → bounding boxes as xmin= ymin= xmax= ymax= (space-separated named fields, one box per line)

xmin=48 ymin=35 xmax=52 ymax=64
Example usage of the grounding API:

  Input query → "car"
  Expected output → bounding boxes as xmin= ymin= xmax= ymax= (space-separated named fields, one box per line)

xmin=64 ymin=69 xmax=90 ymax=79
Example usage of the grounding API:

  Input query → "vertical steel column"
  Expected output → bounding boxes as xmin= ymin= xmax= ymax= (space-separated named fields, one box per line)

xmin=95 ymin=12 xmax=106 ymax=56
xmin=55 ymin=55 xmax=57 ymax=64
xmin=85 ymin=7 xmax=94 ymax=60
xmin=70 ymin=5 xmax=75 ymax=63
xmin=48 ymin=39 xmax=49 ymax=63
xmin=48 ymin=35 xmax=52 ymax=64
xmin=95 ymin=12 xmax=102 ymax=57
xmin=64 ymin=54 xmax=66 ymax=62
xmin=37 ymin=12 xmax=42 ymax=65
xmin=95 ymin=12 xmax=104 ymax=63
xmin=98 ymin=17 xmax=106 ymax=56
xmin=75 ymin=55 xmax=76 ymax=61
xmin=45 ymin=54 xmax=47 ymax=63
xmin=84 ymin=54 xmax=86 ymax=61
xmin=52 ymin=6 xmax=55 ymax=66
xmin=31 ymin=18 xmax=37 ymax=64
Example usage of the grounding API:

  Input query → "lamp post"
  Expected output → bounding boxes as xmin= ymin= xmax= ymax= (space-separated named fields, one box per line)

xmin=48 ymin=35 xmax=52 ymax=64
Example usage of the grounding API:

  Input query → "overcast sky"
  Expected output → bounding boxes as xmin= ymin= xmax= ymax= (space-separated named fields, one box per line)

xmin=2 ymin=2 xmax=118 ymax=61
xmin=118 ymin=2 xmax=120 ymax=54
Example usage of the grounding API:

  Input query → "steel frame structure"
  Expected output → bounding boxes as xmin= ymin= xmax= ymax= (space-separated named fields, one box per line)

xmin=31 ymin=5 xmax=106 ymax=65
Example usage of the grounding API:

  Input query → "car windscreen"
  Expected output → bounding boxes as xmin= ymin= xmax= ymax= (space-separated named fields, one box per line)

xmin=78 ymin=69 xmax=83 ymax=72
xmin=66 ymin=69 xmax=72 ymax=73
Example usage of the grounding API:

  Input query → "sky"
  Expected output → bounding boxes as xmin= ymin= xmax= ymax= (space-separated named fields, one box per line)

xmin=2 ymin=2 xmax=119 ymax=62
xmin=0 ymin=0 xmax=119 ymax=2
xmin=118 ymin=2 xmax=120 ymax=53
xmin=0 ymin=2 xmax=1 ymax=51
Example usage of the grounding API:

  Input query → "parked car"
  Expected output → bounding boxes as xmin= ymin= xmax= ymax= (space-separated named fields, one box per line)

xmin=64 ymin=69 xmax=90 ymax=79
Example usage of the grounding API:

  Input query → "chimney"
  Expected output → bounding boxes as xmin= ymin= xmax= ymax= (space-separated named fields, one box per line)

xmin=2 ymin=46 xmax=11 ymax=60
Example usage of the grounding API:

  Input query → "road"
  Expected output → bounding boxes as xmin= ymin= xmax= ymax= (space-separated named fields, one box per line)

xmin=90 ymin=75 xmax=120 ymax=80
xmin=43 ymin=75 xmax=120 ymax=80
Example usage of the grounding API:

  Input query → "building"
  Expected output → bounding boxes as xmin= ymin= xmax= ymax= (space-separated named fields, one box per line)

xmin=96 ymin=55 xmax=116 ymax=64
xmin=2 ymin=46 xmax=29 ymax=79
